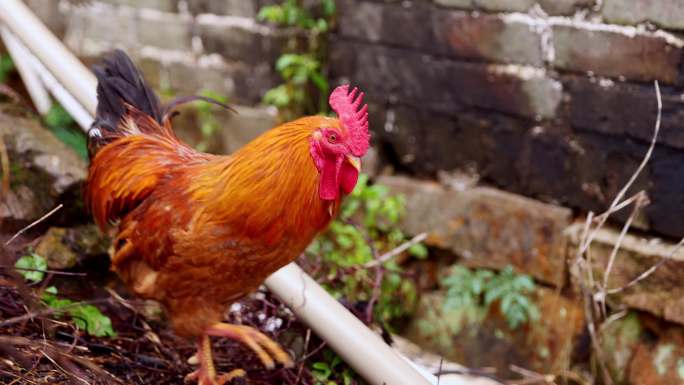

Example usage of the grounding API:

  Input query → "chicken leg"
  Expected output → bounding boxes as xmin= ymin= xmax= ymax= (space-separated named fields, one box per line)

xmin=185 ymin=323 xmax=293 ymax=385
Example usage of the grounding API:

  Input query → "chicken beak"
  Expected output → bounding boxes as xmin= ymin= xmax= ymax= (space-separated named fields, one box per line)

xmin=346 ymin=155 xmax=361 ymax=172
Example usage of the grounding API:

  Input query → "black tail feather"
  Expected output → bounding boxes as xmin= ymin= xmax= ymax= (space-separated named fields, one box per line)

xmin=88 ymin=49 xmax=162 ymax=157
xmin=88 ymin=49 xmax=236 ymax=158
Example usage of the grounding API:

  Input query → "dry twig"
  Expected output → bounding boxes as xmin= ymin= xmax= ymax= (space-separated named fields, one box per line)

xmin=4 ymin=204 xmax=63 ymax=246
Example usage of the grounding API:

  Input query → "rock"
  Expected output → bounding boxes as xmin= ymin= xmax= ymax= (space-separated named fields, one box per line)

xmin=377 ymin=175 xmax=571 ymax=286
xmin=35 ymin=228 xmax=78 ymax=270
xmin=35 ymin=225 xmax=110 ymax=269
xmin=405 ymin=287 xmax=584 ymax=378
xmin=628 ymin=342 xmax=684 ymax=385
xmin=0 ymin=105 xmax=86 ymax=227
xmin=566 ymin=223 xmax=684 ymax=325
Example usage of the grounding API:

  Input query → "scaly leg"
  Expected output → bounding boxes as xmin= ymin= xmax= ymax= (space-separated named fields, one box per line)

xmin=205 ymin=323 xmax=293 ymax=369
xmin=184 ymin=335 xmax=246 ymax=385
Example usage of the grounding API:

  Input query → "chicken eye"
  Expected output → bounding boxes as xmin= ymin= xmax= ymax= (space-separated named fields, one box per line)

xmin=327 ymin=133 xmax=337 ymax=143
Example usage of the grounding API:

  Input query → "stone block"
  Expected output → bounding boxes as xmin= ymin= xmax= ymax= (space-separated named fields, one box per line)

xmin=603 ymin=0 xmax=684 ymax=31
xmin=377 ymin=175 xmax=572 ymax=286
xmin=432 ymin=11 xmax=544 ymax=66
xmin=552 ymin=23 xmax=683 ymax=84
xmin=406 ymin=287 xmax=584 ymax=377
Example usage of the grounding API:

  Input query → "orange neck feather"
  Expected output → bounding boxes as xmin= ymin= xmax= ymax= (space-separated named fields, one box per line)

xmin=190 ymin=116 xmax=337 ymax=246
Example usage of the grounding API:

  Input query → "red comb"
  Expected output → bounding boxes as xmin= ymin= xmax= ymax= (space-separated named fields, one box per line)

xmin=329 ymin=84 xmax=369 ymax=157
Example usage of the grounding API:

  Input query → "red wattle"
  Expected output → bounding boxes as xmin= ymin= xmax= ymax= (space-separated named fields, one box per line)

xmin=319 ymin=159 xmax=339 ymax=200
xmin=339 ymin=161 xmax=359 ymax=194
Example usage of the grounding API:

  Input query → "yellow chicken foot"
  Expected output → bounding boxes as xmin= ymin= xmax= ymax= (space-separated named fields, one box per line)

xmin=204 ymin=322 xmax=294 ymax=370
xmin=184 ymin=335 xmax=246 ymax=385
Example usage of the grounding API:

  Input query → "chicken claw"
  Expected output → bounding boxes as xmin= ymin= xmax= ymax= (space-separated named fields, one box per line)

xmin=185 ymin=335 xmax=246 ymax=385
xmin=205 ymin=323 xmax=294 ymax=369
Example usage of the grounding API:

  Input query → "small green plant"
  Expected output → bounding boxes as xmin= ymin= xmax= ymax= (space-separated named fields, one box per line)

xmin=258 ymin=0 xmax=336 ymax=120
xmin=310 ymin=348 xmax=357 ymax=385
xmin=14 ymin=253 xmax=48 ymax=283
xmin=44 ymin=104 xmax=88 ymax=160
xmin=42 ymin=286 xmax=116 ymax=337
xmin=442 ymin=265 xmax=540 ymax=329
xmin=306 ymin=174 xmax=427 ymax=326
xmin=15 ymin=254 xmax=116 ymax=337
xmin=0 ymin=54 xmax=14 ymax=84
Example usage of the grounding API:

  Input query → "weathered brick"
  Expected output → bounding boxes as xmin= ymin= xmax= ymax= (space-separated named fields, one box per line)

xmin=474 ymin=0 xmax=535 ymax=12
xmin=64 ymin=2 xmax=138 ymax=50
xmin=197 ymin=15 xmax=285 ymax=65
xmin=432 ymin=11 xmax=544 ymax=66
xmin=533 ymin=131 xmax=651 ymax=224
xmin=187 ymin=0 xmax=259 ymax=17
xmin=219 ymin=105 xmax=278 ymax=154
xmin=377 ymin=175 xmax=572 ymax=286
xmin=539 ymin=0 xmax=593 ymax=15
xmin=603 ymin=0 xmax=684 ymax=31
xmin=136 ymin=10 xmax=192 ymax=50
xmin=434 ymin=0 xmax=473 ymax=9
xmin=25 ymin=0 xmax=66 ymax=37
xmin=435 ymin=0 xmax=537 ymax=12
xmin=567 ymin=223 xmax=684 ymax=324
xmin=96 ymin=0 xmax=178 ymax=12
xmin=568 ymin=78 xmax=684 ymax=150
xmin=647 ymin=146 xmax=684 ymax=238
xmin=538 ymin=0 xmax=593 ymax=15
xmin=337 ymin=0 xmax=434 ymax=51
xmin=332 ymin=41 xmax=561 ymax=120
xmin=552 ymin=23 xmax=683 ymax=84
xmin=156 ymin=54 xmax=278 ymax=104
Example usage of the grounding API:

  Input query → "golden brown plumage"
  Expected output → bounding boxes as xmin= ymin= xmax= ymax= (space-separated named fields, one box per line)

xmin=84 ymin=50 xmax=369 ymax=384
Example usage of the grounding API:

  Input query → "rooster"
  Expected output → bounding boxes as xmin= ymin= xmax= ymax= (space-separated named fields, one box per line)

xmin=84 ymin=50 xmax=369 ymax=385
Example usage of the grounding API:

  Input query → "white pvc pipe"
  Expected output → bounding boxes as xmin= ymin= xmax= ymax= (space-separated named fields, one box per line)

xmin=0 ymin=3 xmax=436 ymax=384
xmin=0 ymin=27 xmax=52 ymax=114
xmin=266 ymin=263 xmax=432 ymax=385
xmin=21 ymin=40 xmax=95 ymax=130
xmin=0 ymin=0 xmax=98 ymax=116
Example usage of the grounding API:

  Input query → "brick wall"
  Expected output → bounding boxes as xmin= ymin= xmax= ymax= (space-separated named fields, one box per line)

xmin=24 ymin=0 xmax=684 ymax=238
xmin=331 ymin=0 xmax=684 ymax=238
xmin=27 ymin=0 xmax=284 ymax=105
